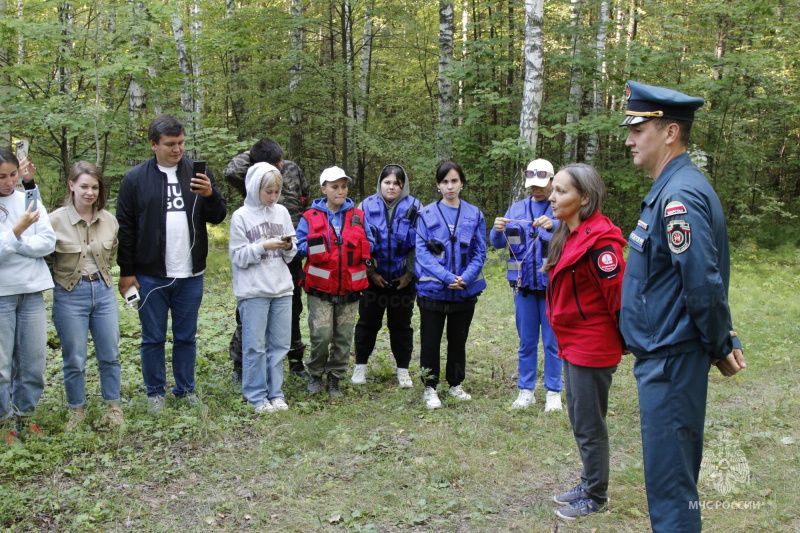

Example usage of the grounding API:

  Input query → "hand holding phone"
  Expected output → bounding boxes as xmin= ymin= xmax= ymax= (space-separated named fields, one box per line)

xmin=15 ymin=140 xmax=29 ymax=161
xmin=190 ymin=160 xmax=211 ymax=196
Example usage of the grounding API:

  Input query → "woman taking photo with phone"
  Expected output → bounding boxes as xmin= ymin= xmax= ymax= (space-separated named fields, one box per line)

xmin=48 ymin=161 xmax=123 ymax=430
xmin=414 ymin=161 xmax=487 ymax=409
xmin=0 ymin=147 xmax=55 ymax=443
xmin=543 ymin=163 xmax=626 ymax=520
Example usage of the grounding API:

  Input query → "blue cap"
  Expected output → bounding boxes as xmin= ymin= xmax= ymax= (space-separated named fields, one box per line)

xmin=620 ymin=80 xmax=705 ymax=126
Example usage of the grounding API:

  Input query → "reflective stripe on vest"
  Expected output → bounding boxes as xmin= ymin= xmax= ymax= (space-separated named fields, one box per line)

xmin=308 ymin=265 xmax=330 ymax=279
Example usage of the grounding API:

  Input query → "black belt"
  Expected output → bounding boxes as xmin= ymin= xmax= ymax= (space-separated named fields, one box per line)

xmin=81 ymin=272 xmax=101 ymax=282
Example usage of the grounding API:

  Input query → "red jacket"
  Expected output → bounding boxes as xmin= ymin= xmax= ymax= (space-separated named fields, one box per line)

xmin=547 ymin=211 xmax=627 ymax=368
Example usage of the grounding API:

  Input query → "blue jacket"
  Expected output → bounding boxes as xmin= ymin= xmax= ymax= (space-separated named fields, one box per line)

xmin=620 ymin=152 xmax=737 ymax=360
xmin=414 ymin=200 xmax=487 ymax=301
xmin=362 ymin=194 xmax=421 ymax=281
xmin=489 ymin=197 xmax=557 ymax=290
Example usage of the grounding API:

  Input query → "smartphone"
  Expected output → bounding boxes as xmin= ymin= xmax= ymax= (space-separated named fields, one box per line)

xmin=16 ymin=140 xmax=29 ymax=161
xmin=24 ymin=189 xmax=38 ymax=211
xmin=191 ymin=161 xmax=206 ymax=192
xmin=282 ymin=234 xmax=296 ymax=243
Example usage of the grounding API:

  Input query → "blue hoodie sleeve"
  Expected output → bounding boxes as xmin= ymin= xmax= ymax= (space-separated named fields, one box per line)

xmin=295 ymin=216 xmax=310 ymax=258
xmin=460 ymin=212 xmax=487 ymax=285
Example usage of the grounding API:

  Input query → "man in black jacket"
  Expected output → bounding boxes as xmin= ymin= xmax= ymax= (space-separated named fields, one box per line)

xmin=117 ymin=114 xmax=227 ymax=413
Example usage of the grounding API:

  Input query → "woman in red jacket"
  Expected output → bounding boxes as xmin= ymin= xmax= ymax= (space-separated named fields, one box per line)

xmin=543 ymin=163 xmax=626 ymax=521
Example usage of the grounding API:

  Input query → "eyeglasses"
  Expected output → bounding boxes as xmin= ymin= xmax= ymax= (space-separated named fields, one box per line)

xmin=525 ymin=170 xmax=551 ymax=180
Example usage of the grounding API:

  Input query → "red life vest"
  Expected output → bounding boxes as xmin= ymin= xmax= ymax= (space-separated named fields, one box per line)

xmin=302 ymin=207 xmax=370 ymax=295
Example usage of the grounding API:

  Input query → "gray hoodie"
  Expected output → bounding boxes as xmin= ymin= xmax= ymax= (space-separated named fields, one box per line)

xmin=229 ymin=162 xmax=297 ymax=300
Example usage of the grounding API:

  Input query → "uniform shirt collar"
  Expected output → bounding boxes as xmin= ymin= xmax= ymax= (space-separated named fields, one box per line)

xmin=642 ymin=152 xmax=692 ymax=208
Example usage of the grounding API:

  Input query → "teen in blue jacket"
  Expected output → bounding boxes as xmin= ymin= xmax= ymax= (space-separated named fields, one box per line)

xmin=415 ymin=161 xmax=486 ymax=409
xmin=352 ymin=165 xmax=421 ymax=388
xmin=490 ymin=158 xmax=562 ymax=412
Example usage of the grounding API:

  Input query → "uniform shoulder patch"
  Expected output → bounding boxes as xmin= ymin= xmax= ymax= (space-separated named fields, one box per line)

xmin=664 ymin=201 xmax=687 ymax=217
xmin=667 ymin=219 xmax=691 ymax=254
xmin=589 ymin=245 xmax=620 ymax=279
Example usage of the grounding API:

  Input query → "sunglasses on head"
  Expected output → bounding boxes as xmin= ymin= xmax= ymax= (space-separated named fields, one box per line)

xmin=525 ymin=170 xmax=551 ymax=180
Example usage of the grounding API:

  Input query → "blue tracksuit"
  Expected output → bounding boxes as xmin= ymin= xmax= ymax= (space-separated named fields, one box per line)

xmin=489 ymin=197 xmax=561 ymax=391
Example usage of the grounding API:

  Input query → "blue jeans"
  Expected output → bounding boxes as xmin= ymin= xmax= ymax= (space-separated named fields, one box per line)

xmin=0 ymin=292 xmax=47 ymax=420
xmin=137 ymin=274 xmax=203 ymax=398
xmin=52 ymin=280 xmax=121 ymax=409
xmin=238 ymin=296 xmax=291 ymax=407
xmin=515 ymin=291 xmax=562 ymax=391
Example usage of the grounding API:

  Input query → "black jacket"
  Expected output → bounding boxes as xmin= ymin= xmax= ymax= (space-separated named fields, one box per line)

xmin=116 ymin=156 xmax=227 ymax=278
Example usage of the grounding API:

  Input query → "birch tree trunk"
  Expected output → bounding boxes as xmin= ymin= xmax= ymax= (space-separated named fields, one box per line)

xmin=0 ymin=0 xmax=10 ymax=146
xmin=289 ymin=0 xmax=304 ymax=158
xmin=57 ymin=2 xmax=74 ymax=179
xmin=437 ymin=0 xmax=454 ymax=162
xmin=340 ymin=0 xmax=352 ymax=173
xmin=458 ymin=0 xmax=467 ymax=124
xmin=516 ymin=0 xmax=544 ymax=198
xmin=562 ymin=0 xmax=582 ymax=162
xmin=127 ymin=0 xmax=147 ymax=163
xmin=190 ymin=2 xmax=203 ymax=123
xmin=355 ymin=1 xmax=373 ymax=197
xmin=171 ymin=9 xmax=192 ymax=119
xmin=585 ymin=0 xmax=608 ymax=163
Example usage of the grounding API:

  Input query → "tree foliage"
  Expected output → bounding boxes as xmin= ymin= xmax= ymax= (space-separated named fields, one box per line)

xmin=1 ymin=0 xmax=797 ymax=242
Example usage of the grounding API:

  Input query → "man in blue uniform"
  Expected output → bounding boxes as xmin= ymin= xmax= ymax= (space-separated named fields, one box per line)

xmin=619 ymin=81 xmax=746 ymax=532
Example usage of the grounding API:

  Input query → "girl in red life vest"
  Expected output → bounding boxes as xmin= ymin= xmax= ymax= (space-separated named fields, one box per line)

xmin=295 ymin=166 xmax=374 ymax=397
xmin=543 ymin=163 xmax=626 ymax=520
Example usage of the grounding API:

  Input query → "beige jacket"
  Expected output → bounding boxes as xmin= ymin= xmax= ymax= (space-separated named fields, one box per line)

xmin=47 ymin=204 xmax=119 ymax=290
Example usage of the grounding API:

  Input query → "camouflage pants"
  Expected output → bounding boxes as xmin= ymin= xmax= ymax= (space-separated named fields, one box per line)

xmin=306 ymin=295 xmax=358 ymax=380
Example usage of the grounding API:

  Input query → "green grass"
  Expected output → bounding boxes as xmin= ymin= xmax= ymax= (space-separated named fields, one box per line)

xmin=1 ymin=230 xmax=798 ymax=532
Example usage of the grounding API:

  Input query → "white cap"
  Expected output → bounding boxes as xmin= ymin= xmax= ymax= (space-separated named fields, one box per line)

xmin=319 ymin=166 xmax=352 ymax=186
xmin=524 ymin=159 xmax=554 ymax=188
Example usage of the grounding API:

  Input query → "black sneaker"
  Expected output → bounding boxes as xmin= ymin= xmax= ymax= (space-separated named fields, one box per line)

xmin=289 ymin=362 xmax=309 ymax=380
xmin=553 ymin=483 xmax=590 ymax=504
xmin=555 ymin=497 xmax=608 ymax=520
xmin=307 ymin=375 xmax=323 ymax=394
xmin=327 ymin=374 xmax=343 ymax=398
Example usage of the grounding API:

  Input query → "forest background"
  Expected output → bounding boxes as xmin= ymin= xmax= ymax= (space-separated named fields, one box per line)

xmin=0 ymin=0 xmax=798 ymax=244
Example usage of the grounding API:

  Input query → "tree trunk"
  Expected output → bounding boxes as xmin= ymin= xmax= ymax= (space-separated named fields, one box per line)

xmin=356 ymin=1 xmax=373 ymax=198
xmin=289 ymin=0 xmax=304 ymax=159
xmin=171 ymin=9 xmax=192 ymax=118
xmin=437 ymin=0 xmax=454 ymax=162
xmin=0 ymin=0 xmax=11 ymax=147
xmin=57 ymin=2 xmax=74 ymax=181
xmin=585 ymin=0 xmax=609 ymax=163
xmin=562 ymin=0 xmax=582 ymax=162
xmin=340 ymin=0 xmax=352 ymax=173
xmin=190 ymin=2 xmax=203 ymax=124
xmin=516 ymin=0 xmax=544 ymax=199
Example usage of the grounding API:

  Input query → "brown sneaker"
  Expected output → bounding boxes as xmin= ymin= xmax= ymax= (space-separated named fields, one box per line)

xmin=65 ymin=410 xmax=86 ymax=432
xmin=101 ymin=405 xmax=124 ymax=427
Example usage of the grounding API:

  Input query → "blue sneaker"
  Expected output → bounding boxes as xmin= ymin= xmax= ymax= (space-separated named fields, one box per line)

xmin=553 ymin=483 xmax=589 ymax=504
xmin=555 ymin=497 xmax=608 ymax=520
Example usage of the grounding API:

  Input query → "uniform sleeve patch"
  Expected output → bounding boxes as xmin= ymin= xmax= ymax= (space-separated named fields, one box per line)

xmin=590 ymin=245 xmax=621 ymax=279
xmin=667 ymin=219 xmax=691 ymax=254
xmin=664 ymin=201 xmax=687 ymax=217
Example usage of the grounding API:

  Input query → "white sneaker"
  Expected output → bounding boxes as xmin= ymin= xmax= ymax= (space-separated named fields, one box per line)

xmin=271 ymin=398 xmax=289 ymax=411
xmin=255 ymin=402 xmax=276 ymax=414
xmin=512 ymin=389 xmax=535 ymax=409
xmin=397 ymin=368 xmax=413 ymax=388
xmin=424 ymin=387 xmax=442 ymax=409
xmin=545 ymin=390 xmax=563 ymax=412
xmin=351 ymin=364 xmax=367 ymax=385
xmin=448 ymin=385 xmax=472 ymax=401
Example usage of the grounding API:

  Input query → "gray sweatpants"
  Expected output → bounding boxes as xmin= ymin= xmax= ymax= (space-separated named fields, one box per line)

xmin=563 ymin=360 xmax=617 ymax=503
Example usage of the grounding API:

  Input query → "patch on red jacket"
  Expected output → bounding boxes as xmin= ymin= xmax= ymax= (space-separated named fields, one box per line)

xmin=590 ymin=245 xmax=620 ymax=279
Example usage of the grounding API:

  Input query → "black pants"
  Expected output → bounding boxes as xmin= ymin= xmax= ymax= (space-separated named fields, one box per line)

xmin=563 ymin=360 xmax=617 ymax=503
xmin=418 ymin=300 xmax=475 ymax=389
xmin=353 ymin=284 xmax=415 ymax=368
xmin=230 ymin=256 xmax=305 ymax=372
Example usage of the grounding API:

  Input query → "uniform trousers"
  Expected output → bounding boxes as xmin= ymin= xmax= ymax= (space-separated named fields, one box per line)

xmin=634 ymin=350 xmax=710 ymax=533
xmin=514 ymin=290 xmax=561 ymax=391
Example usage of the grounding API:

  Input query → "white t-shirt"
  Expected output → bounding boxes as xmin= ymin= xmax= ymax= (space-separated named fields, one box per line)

xmin=158 ymin=164 xmax=193 ymax=278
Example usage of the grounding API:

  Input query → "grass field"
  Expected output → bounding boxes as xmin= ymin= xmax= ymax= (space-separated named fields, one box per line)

xmin=1 ymin=226 xmax=798 ymax=532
